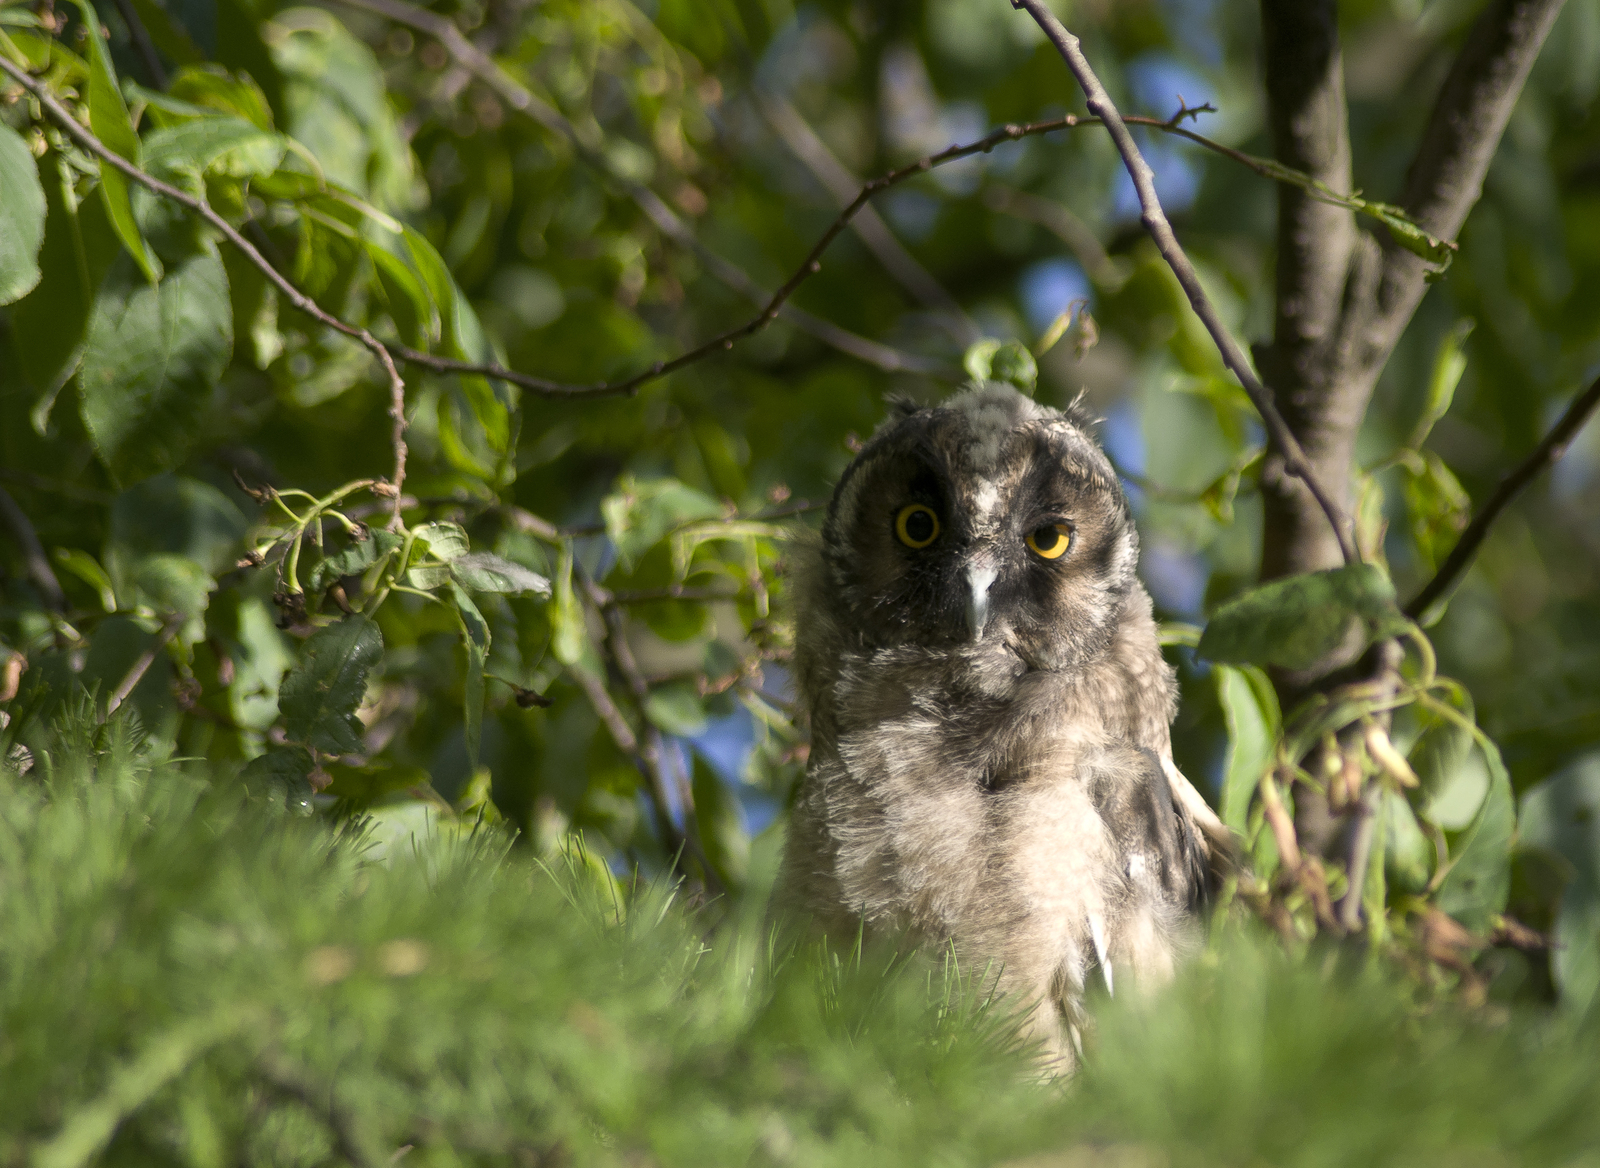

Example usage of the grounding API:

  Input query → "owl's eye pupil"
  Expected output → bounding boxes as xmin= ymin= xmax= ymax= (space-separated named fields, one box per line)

xmin=1025 ymin=522 xmax=1072 ymax=559
xmin=895 ymin=504 xmax=940 ymax=548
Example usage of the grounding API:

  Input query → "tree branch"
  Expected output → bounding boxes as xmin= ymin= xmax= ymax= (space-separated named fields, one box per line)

xmin=0 ymin=486 xmax=67 ymax=613
xmin=0 ymin=56 xmax=414 ymax=527
xmin=1359 ymin=0 xmax=1567 ymax=380
xmin=1406 ymin=369 xmax=1600 ymax=619
xmin=1010 ymin=0 xmax=1357 ymax=564
xmin=753 ymin=86 xmax=978 ymax=341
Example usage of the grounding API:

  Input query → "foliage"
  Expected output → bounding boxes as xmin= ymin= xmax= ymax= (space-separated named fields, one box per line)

xmin=1 ymin=0 xmax=1599 ymax=1034
xmin=3 ymin=717 xmax=1600 ymax=1165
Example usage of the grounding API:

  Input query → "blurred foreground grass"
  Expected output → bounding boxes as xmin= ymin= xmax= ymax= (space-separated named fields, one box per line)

xmin=3 ymin=708 xmax=1597 ymax=1167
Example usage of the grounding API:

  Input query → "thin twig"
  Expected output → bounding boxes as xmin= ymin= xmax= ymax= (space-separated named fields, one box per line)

xmin=0 ymin=56 xmax=412 ymax=525
xmin=0 ymin=485 xmax=67 ymax=613
xmin=107 ymin=0 xmax=167 ymax=88
xmin=1010 ymin=0 xmax=1358 ymax=565
xmin=104 ymin=617 xmax=180 ymax=718
xmin=577 ymin=571 xmax=723 ymax=894
xmin=1406 ymin=369 xmax=1600 ymax=619
xmin=330 ymin=0 xmax=946 ymax=379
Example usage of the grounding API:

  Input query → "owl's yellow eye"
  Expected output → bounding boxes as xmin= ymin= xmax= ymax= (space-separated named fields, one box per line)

xmin=895 ymin=504 xmax=941 ymax=548
xmin=1025 ymin=523 xmax=1072 ymax=559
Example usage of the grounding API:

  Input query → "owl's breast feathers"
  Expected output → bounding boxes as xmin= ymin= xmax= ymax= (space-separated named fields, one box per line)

xmin=776 ymin=575 xmax=1210 ymax=1056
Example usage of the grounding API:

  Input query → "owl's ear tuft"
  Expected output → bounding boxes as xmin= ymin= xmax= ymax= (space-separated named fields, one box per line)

xmin=1061 ymin=388 xmax=1103 ymax=431
xmin=883 ymin=393 xmax=926 ymax=421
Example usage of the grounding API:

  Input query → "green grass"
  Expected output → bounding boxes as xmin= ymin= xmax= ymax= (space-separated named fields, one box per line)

xmin=2 ymin=708 xmax=1597 ymax=1167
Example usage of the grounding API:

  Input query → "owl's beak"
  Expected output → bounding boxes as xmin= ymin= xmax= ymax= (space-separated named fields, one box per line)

xmin=965 ymin=562 xmax=998 ymax=640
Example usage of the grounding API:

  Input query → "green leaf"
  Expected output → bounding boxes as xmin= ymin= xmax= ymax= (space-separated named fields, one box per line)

xmin=79 ymin=249 xmax=233 ymax=485
xmin=108 ymin=474 xmax=247 ymax=578
xmin=450 ymin=584 xmax=489 ymax=771
xmin=166 ymin=65 xmax=274 ymax=129
xmin=131 ymin=553 xmax=214 ymax=643
xmin=1382 ymin=786 xmax=1434 ymax=896
xmin=1215 ymin=663 xmax=1279 ymax=835
xmin=1409 ymin=319 xmax=1474 ymax=448
xmin=52 ymin=548 xmax=118 ymax=611
xmin=239 ymin=744 xmax=314 ymax=813
xmin=1403 ymin=452 xmax=1471 ymax=575
xmin=141 ymin=117 xmax=286 ymax=180
xmin=308 ymin=529 xmax=402 ymax=594
xmin=9 ymin=150 xmax=118 ymax=397
xmin=602 ymin=475 xmax=722 ymax=573
xmin=645 ymin=681 xmax=707 ymax=737
xmin=450 ymin=552 xmax=550 ymax=596
xmin=366 ymin=239 xmax=437 ymax=348
xmin=1434 ymin=730 xmax=1514 ymax=933
xmin=70 ymin=0 xmax=161 ymax=283
xmin=0 ymin=122 xmax=45 ymax=305
xmin=1409 ymin=685 xmax=1476 ymax=814
xmin=1197 ymin=563 xmax=1413 ymax=671
xmin=278 ymin=616 xmax=382 ymax=755
xmin=550 ymin=544 xmax=585 ymax=666
xmin=962 ymin=339 xmax=1037 ymax=393
xmin=1518 ymin=753 xmax=1600 ymax=1013
xmin=411 ymin=521 xmax=469 ymax=561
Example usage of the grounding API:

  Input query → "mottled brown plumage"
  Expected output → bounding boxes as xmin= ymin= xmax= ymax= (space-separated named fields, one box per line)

xmin=772 ymin=382 xmax=1221 ymax=1067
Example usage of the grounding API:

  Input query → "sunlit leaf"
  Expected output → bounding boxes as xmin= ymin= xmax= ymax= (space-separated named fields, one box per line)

xmin=450 ymin=552 xmax=550 ymax=596
xmin=1215 ymin=663 xmax=1279 ymax=835
xmin=602 ymin=475 xmax=723 ymax=573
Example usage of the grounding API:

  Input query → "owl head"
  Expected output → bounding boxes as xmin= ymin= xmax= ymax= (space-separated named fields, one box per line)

xmin=816 ymin=382 xmax=1139 ymax=674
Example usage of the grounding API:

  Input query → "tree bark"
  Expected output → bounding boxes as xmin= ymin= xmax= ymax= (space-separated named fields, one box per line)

xmin=1257 ymin=0 xmax=1567 ymax=585
xmin=1256 ymin=0 xmax=1359 ymax=581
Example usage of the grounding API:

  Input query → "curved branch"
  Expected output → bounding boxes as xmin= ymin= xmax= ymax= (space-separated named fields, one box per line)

xmin=1010 ymin=0 xmax=1357 ymax=564
xmin=1405 ymin=369 xmax=1600 ymax=619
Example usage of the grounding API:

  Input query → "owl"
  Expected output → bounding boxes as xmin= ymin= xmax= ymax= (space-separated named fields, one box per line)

xmin=771 ymin=381 xmax=1223 ymax=1068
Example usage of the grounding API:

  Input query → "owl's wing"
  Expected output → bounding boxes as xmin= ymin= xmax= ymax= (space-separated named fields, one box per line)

xmin=1095 ymin=748 xmax=1208 ymax=914
xmin=1158 ymin=751 xmax=1235 ymax=860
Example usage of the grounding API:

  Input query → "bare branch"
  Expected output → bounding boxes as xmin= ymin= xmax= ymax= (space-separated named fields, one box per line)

xmin=754 ymin=87 xmax=977 ymax=341
xmin=0 ymin=57 xmax=414 ymax=526
xmin=1406 ymin=369 xmax=1600 ymax=619
xmin=0 ymin=486 xmax=67 ymax=613
xmin=104 ymin=618 xmax=180 ymax=718
xmin=1010 ymin=0 xmax=1357 ymax=564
